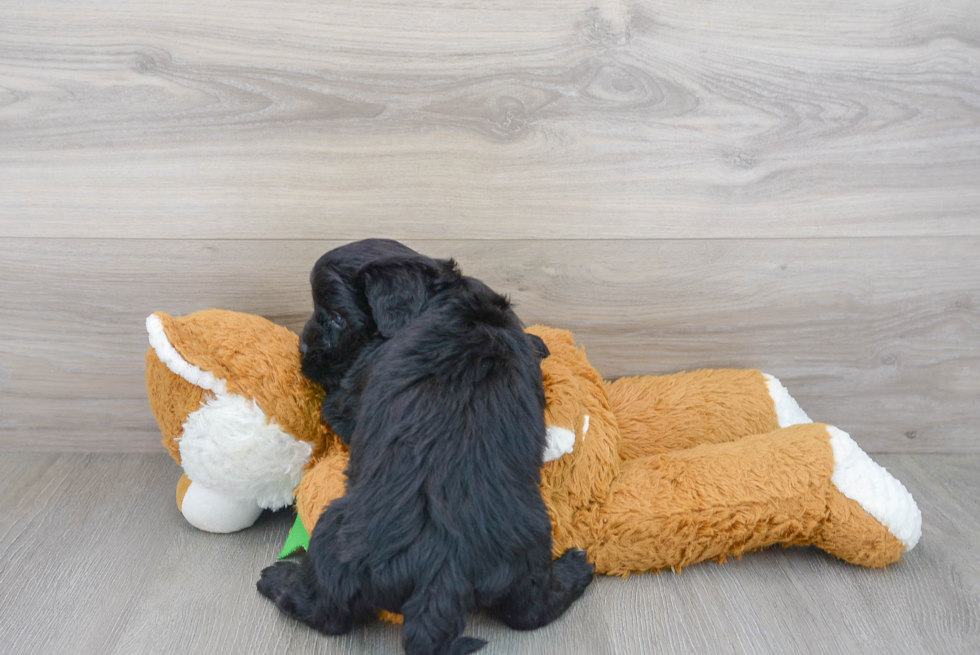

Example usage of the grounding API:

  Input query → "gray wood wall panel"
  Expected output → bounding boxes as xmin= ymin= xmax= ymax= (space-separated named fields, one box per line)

xmin=1 ymin=238 xmax=976 ymax=453
xmin=1 ymin=0 xmax=978 ymax=239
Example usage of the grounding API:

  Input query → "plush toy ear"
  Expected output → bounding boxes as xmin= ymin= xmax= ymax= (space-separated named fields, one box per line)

xmin=356 ymin=256 xmax=458 ymax=338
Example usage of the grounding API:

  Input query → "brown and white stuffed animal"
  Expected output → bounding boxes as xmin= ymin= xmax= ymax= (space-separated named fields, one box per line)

xmin=146 ymin=310 xmax=921 ymax=574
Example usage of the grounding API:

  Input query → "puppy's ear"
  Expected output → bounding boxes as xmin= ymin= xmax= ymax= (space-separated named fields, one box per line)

xmin=357 ymin=257 xmax=458 ymax=337
xmin=527 ymin=334 xmax=550 ymax=360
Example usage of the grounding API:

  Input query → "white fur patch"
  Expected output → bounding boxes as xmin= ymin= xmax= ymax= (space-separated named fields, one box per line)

xmin=827 ymin=426 xmax=922 ymax=551
xmin=543 ymin=424 xmax=576 ymax=462
xmin=763 ymin=373 xmax=812 ymax=427
xmin=146 ymin=314 xmax=228 ymax=395
xmin=179 ymin=393 xmax=313 ymax=510
xmin=582 ymin=415 xmax=590 ymax=441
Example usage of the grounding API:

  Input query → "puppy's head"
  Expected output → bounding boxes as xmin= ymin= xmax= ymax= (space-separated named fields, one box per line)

xmin=300 ymin=239 xmax=459 ymax=388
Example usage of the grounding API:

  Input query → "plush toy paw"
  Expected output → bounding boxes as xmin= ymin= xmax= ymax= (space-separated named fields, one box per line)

xmin=176 ymin=474 xmax=264 ymax=533
xmin=816 ymin=426 xmax=922 ymax=567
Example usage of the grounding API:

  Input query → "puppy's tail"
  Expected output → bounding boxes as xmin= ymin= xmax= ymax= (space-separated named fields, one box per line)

xmin=402 ymin=566 xmax=488 ymax=655
xmin=450 ymin=637 xmax=487 ymax=655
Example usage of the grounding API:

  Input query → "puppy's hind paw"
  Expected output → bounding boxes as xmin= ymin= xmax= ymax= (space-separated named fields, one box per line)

xmin=553 ymin=548 xmax=595 ymax=598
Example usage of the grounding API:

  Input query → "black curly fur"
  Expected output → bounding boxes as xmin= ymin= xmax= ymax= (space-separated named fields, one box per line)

xmin=259 ymin=239 xmax=593 ymax=655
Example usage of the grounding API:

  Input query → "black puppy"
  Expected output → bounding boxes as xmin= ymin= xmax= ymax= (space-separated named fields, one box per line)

xmin=258 ymin=239 xmax=593 ymax=655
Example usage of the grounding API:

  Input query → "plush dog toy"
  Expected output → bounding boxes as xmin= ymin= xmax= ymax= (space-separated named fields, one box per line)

xmin=146 ymin=309 xmax=921 ymax=575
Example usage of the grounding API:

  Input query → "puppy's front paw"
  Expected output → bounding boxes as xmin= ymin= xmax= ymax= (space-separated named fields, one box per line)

xmin=257 ymin=561 xmax=304 ymax=613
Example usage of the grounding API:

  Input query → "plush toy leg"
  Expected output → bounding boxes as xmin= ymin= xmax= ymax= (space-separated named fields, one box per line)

xmin=176 ymin=474 xmax=263 ymax=533
xmin=590 ymin=423 xmax=920 ymax=575
xmin=605 ymin=369 xmax=813 ymax=459
xmin=294 ymin=455 xmax=349 ymax=534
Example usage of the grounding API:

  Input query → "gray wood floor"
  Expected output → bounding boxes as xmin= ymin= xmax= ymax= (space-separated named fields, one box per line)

xmin=1 ymin=452 xmax=977 ymax=655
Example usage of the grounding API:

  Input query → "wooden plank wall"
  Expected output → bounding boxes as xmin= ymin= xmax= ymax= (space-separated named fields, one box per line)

xmin=1 ymin=0 xmax=978 ymax=453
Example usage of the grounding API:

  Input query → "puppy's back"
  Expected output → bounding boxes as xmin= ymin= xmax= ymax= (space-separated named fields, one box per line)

xmin=338 ymin=279 xmax=551 ymax=594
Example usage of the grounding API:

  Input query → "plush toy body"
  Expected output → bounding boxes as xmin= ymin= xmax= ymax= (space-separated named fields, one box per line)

xmin=146 ymin=310 xmax=920 ymax=576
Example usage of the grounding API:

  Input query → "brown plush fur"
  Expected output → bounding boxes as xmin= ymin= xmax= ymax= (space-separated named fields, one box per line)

xmin=176 ymin=473 xmax=193 ymax=510
xmin=594 ymin=424 xmax=837 ymax=574
xmin=606 ymin=368 xmax=780 ymax=458
xmin=818 ymin=488 xmax=905 ymax=568
xmin=147 ymin=348 xmax=208 ymax=462
xmin=529 ymin=326 xmax=621 ymax=558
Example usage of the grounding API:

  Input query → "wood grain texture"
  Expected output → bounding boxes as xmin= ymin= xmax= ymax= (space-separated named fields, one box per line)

xmin=1 ymin=0 xmax=979 ymax=239
xmin=1 ymin=237 xmax=976 ymax=453
xmin=1 ymin=453 xmax=977 ymax=654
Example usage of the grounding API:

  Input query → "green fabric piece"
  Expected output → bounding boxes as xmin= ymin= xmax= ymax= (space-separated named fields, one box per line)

xmin=278 ymin=513 xmax=310 ymax=559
